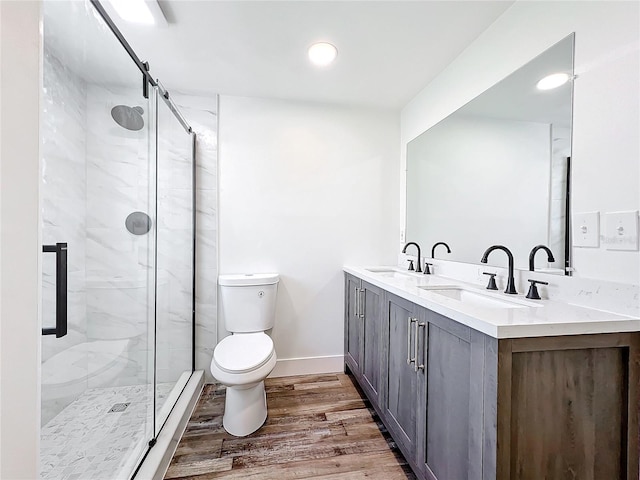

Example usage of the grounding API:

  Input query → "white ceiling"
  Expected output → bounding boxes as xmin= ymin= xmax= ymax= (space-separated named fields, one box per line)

xmin=107 ymin=1 xmax=515 ymax=110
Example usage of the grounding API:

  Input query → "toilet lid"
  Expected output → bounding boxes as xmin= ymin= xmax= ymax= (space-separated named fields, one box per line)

xmin=214 ymin=332 xmax=274 ymax=374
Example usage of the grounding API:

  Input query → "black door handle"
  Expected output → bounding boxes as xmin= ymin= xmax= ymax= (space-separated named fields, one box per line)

xmin=42 ymin=242 xmax=68 ymax=338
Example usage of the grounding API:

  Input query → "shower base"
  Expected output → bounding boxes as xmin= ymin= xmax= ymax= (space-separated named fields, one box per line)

xmin=40 ymin=383 xmax=174 ymax=480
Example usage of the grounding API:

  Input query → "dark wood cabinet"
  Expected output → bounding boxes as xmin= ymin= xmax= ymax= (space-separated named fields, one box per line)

xmin=344 ymin=274 xmax=361 ymax=372
xmin=416 ymin=310 xmax=498 ymax=480
xmin=382 ymin=293 xmax=498 ymax=480
xmin=344 ymin=274 xmax=640 ymax=480
xmin=382 ymin=293 xmax=420 ymax=460
xmin=361 ymin=282 xmax=383 ymax=401
xmin=344 ymin=273 xmax=383 ymax=405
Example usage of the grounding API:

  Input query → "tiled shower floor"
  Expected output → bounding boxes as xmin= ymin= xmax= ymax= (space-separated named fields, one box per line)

xmin=40 ymin=383 xmax=174 ymax=480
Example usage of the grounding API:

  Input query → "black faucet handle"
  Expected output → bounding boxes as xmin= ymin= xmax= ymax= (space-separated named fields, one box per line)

xmin=424 ymin=262 xmax=433 ymax=275
xmin=407 ymin=259 xmax=415 ymax=271
xmin=482 ymin=272 xmax=498 ymax=290
xmin=526 ymin=279 xmax=549 ymax=300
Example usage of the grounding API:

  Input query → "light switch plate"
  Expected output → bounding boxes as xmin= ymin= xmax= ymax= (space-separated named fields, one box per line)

xmin=604 ymin=211 xmax=639 ymax=251
xmin=572 ymin=212 xmax=599 ymax=248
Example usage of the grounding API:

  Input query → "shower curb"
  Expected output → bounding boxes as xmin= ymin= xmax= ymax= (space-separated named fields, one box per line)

xmin=134 ymin=370 xmax=205 ymax=480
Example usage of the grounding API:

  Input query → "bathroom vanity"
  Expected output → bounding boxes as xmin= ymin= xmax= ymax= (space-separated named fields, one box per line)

xmin=344 ymin=266 xmax=640 ymax=480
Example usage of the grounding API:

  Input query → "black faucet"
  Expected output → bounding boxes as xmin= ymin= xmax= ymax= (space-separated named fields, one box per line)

xmin=526 ymin=279 xmax=548 ymax=300
xmin=480 ymin=245 xmax=517 ymax=294
xmin=529 ymin=245 xmax=555 ymax=271
xmin=431 ymin=242 xmax=451 ymax=258
xmin=423 ymin=242 xmax=451 ymax=274
xmin=402 ymin=242 xmax=422 ymax=273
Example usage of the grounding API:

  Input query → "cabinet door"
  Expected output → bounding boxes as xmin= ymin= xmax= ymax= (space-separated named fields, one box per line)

xmin=361 ymin=281 xmax=382 ymax=403
xmin=383 ymin=293 xmax=418 ymax=461
xmin=416 ymin=310 xmax=496 ymax=480
xmin=344 ymin=274 xmax=362 ymax=374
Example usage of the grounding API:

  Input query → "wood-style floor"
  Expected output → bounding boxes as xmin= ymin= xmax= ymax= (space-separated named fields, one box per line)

xmin=165 ymin=373 xmax=416 ymax=479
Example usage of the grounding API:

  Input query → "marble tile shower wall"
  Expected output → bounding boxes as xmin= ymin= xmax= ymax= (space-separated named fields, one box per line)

xmin=156 ymin=99 xmax=196 ymax=384
xmin=41 ymin=49 xmax=89 ymax=425
xmin=549 ymin=125 xmax=570 ymax=265
xmin=85 ymin=84 xmax=156 ymax=388
xmin=173 ymin=93 xmax=218 ymax=383
xmin=41 ymin=53 xmax=219 ymax=427
xmin=84 ymin=87 xmax=219 ymax=385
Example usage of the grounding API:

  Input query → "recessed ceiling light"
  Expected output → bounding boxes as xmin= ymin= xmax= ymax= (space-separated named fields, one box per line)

xmin=536 ymin=73 xmax=570 ymax=90
xmin=108 ymin=0 xmax=167 ymax=27
xmin=308 ymin=42 xmax=338 ymax=67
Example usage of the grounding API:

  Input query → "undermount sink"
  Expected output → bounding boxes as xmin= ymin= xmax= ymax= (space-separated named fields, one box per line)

xmin=419 ymin=286 xmax=537 ymax=309
xmin=365 ymin=268 xmax=418 ymax=279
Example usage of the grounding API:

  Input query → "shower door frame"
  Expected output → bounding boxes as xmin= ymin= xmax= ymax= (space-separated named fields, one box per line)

xmin=151 ymin=82 xmax=198 ymax=437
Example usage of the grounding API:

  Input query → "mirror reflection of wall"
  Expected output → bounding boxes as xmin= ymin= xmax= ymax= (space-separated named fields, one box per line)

xmin=406 ymin=34 xmax=574 ymax=272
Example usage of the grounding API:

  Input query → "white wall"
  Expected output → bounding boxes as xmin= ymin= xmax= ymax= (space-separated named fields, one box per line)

xmin=401 ymin=0 xmax=639 ymax=285
xmin=0 ymin=1 xmax=41 ymax=477
xmin=219 ymin=96 xmax=399 ymax=372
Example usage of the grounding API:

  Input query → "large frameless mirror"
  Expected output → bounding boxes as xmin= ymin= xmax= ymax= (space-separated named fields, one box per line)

xmin=406 ymin=34 xmax=574 ymax=273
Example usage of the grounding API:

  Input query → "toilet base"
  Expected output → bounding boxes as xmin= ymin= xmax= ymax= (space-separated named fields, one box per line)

xmin=223 ymin=381 xmax=267 ymax=437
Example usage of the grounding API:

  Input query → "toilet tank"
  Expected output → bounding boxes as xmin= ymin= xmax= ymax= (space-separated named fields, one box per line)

xmin=219 ymin=273 xmax=279 ymax=333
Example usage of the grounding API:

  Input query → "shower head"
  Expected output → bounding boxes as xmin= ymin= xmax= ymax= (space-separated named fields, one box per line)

xmin=111 ymin=105 xmax=144 ymax=131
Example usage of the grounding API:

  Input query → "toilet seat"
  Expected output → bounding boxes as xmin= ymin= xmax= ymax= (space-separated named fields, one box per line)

xmin=214 ymin=332 xmax=274 ymax=374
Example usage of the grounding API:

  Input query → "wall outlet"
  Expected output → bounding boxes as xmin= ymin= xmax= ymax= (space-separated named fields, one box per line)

xmin=572 ymin=212 xmax=599 ymax=248
xmin=604 ymin=211 xmax=639 ymax=251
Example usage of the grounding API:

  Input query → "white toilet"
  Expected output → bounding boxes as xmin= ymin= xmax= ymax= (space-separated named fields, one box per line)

xmin=210 ymin=273 xmax=279 ymax=437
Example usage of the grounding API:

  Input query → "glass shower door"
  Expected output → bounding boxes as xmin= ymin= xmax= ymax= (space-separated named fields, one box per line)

xmin=40 ymin=1 xmax=156 ymax=478
xmin=154 ymin=88 xmax=195 ymax=433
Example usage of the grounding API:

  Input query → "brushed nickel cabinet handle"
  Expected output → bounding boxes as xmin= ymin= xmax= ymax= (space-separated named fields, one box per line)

xmin=415 ymin=322 xmax=426 ymax=372
xmin=359 ymin=289 xmax=365 ymax=319
xmin=354 ymin=287 xmax=359 ymax=317
xmin=406 ymin=317 xmax=416 ymax=365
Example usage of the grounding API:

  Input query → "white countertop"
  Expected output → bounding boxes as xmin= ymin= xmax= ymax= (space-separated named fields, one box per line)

xmin=344 ymin=266 xmax=640 ymax=339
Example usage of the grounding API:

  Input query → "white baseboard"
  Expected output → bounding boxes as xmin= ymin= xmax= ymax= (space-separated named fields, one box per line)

xmin=268 ymin=355 xmax=344 ymax=378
